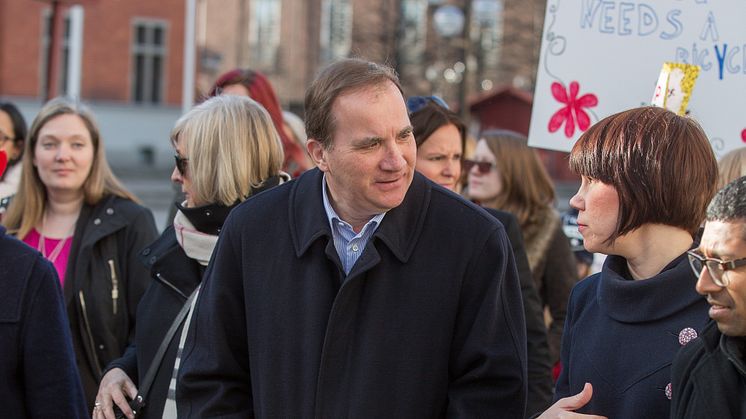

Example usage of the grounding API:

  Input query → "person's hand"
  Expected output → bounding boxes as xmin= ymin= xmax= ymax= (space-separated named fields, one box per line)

xmin=93 ymin=368 xmax=138 ymax=419
xmin=536 ymin=383 xmax=608 ymax=419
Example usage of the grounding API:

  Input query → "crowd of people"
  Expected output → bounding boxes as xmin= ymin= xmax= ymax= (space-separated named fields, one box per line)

xmin=0 ymin=58 xmax=744 ymax=419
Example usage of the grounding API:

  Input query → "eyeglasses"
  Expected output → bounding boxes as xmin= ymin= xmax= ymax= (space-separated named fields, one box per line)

xmin=406 ymin=95 xmax=450 ymax=114
xmin=462 ymin=159 xmax=495 ymax=174
xmin=687 ymin=250 xmax=746 ymax=287
xmin=174 ymin=154 xmax=188 ymax=175
xmin=0 ymin=131 xmax=14 ymax=143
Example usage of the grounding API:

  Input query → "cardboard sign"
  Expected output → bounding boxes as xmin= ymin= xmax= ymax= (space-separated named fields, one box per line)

xmin=528 ymin=0 xmax=746 ymax=158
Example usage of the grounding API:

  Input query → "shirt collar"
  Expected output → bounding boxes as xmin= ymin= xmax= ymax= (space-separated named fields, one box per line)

xmin=322 ymin=173 xmax=385 ymax=236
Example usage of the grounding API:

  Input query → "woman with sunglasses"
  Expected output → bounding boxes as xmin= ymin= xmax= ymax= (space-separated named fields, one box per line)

xmin=93 ymin=95 xmax=287 ymax=419
xmin=538 ymin=106 xmax=718 ymax=418
xmin=467 ymin=129 xmax=578 ymax=374
xmin=409 ymin=96 xmax=554 ymax=416
xmin=1 ymin=98 xmax=158 ymax=411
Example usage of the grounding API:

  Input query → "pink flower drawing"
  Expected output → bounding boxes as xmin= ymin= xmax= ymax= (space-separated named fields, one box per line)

xmin=548 ymin=81 xmax=598 ymax=138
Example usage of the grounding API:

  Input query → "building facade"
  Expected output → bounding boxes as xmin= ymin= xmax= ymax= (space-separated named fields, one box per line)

xmin=197 ymin=0 xmax=546 ymax=120
xmin=0 ymin=0 xmax=186 ymax=171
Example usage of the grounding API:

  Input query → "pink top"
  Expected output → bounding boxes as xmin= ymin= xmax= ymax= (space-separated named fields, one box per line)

xmin=23 ymin=228 xmax=73 ymax=287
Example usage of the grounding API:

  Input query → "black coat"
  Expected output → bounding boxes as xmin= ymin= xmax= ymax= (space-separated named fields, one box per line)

xmin=63 ymin=195 xmax=158 ymax=407
xmin=178 ymin=170 xmax=528 ymax=418
xmin=0 ymin=226 xmax=88 ymax=418
xmin=105 ymin=225 xmax=203 ymax=419
xmin=485 ymin=208 xmax=554 ymax=416
xmin=671 ymin=320 xmax=746 ymax=418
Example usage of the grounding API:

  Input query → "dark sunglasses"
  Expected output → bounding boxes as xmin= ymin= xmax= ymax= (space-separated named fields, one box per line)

xmin=406 ymin=95 xmax=450 ymax=114
xmin=463 ymin=159 xmax=495 ymax=174
xmin=174 ymin=154 xmax=188 ymax=175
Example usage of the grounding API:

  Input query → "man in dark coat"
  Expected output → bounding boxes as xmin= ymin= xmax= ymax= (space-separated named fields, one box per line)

xmin=177 ymin=58 xmax=527 ymax=418
xmin=671 ymin=176 xmax=746 ymax=418
xmin=0 ymin=227 xmax=88 ymax=418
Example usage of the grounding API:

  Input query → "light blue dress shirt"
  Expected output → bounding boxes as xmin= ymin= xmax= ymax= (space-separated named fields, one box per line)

xmin=322 ymin=175 xmax=386 ymax=275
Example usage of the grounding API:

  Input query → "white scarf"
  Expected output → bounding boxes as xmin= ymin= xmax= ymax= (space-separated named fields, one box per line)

xmin=172 ymin=203 xmax=219 ymax=266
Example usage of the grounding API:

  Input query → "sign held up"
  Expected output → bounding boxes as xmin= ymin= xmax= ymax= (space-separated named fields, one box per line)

xmin=528 ymin=0 xmax=746 ymax=157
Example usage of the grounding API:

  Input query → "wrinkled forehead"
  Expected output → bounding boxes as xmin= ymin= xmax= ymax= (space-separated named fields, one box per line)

xmin=700 ymin=220 xmax=746 ymax=257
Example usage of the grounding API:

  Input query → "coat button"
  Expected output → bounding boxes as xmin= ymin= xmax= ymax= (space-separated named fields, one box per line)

xmin=142 ymin=248 xmax=151 ymax=256
xmin=106 ymin=208 xmax=114 ymax=215
xmin=93 ymin=218 xmax=101 ymax=225
xmin=678 ymin=327 xmax=698 ymax=346
xmin=205 ymin=210 xmax=212 ymax=217
xmin=98 ymin=344 xmax=105 ymax=350
xmin=149 ymin=256 xmax=157 ymax=264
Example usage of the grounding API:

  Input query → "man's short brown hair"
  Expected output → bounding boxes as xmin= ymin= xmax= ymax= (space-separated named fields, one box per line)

xmin=304 ymin=58 xmax=402 ymax=149
xmin=569 ymin=106 xmax=718 ymax=242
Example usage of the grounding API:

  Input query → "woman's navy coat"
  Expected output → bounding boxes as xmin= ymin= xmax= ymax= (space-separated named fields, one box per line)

xmin=178 ymin=169 xmax=528 ymax=418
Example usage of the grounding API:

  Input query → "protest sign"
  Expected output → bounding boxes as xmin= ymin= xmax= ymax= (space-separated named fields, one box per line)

xmin=528 ymin=0 xmax=746 ymax=157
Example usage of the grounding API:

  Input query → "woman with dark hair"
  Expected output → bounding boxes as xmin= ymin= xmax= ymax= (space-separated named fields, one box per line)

xmin=408 ymin=96 xmax=554 ymax=416
xmin=211 ymin=68 xmax=310 ymax=177
xmin=2 ymin=97 xmax=158 ymax=410
xmin=94 ymin=95 xmax=287 ymax=419
xmin=467 ymin=129 xmax=578 ymax=371
xmin=0 ymin=101 xmax=28 ymax=217
xmin=539 ymin=106 xmax=719 ymax=418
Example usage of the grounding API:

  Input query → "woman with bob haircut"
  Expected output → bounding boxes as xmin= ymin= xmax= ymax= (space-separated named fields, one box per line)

xmin=2 ymin=97 xmax=158 ymax=410
xmin=539 ymin=106 xmax=719 ymax=418
xmin=94 ymin=95 xmax=287 ymax=419
xmin=467 ymin=129 xmax=578 ymax=371
xmin=409 ymin=96 xmax=554 ymax=415
xmin=210 ymin=68 xmax=310 ymax=177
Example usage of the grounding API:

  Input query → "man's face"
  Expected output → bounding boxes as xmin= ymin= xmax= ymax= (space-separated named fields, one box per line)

xmin=695 ymin=220 xmax=746 ymax=336
xmin=307 ymin=81 xmax=416 ymax=230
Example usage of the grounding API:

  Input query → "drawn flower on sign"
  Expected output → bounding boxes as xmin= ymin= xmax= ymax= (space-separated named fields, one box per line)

xmin=548 ymin=81 xmax=598 ymax=138
xmin=741 ymin=128 xmax=746 ymax=143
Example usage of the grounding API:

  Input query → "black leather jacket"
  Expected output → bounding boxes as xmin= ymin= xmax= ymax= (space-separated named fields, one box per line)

xmin=63 ymin=195 xmax=158 ymax=408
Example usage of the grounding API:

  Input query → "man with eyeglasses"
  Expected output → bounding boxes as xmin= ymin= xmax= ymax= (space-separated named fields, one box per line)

xmin=672 ymin=176 xmax=746 ymax=418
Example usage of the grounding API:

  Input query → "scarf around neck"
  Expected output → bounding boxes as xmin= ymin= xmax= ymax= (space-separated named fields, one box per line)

xmin=173 ymin=206 xmax=218 ymax=266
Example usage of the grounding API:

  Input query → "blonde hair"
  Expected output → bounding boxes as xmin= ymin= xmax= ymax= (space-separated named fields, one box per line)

xmin=478 ymin=129 xmax=556 ymax=228
xmin=717 ymin=147 xmax=746 ymax=190
xmin=3 ymin=97 xmax=138 ymax=238
xmin=171 ymin=95 xmax=284 ymax=206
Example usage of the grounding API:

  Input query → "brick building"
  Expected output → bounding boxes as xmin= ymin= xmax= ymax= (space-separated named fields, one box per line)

xmin=0 ymin=0 xmax=187 ymax=170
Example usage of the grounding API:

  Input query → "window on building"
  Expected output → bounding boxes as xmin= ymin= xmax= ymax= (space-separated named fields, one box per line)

xmin=249 ymin=0 xmax=282 ymax=71
xmin=320 ymin=0 xmax=352 ymax=62
xmin=131 ymin=20 xmax=167 ymax=104
xmin=399 ymin=0 xmax=428 ymax=65
xmin=40 ymin=11 xmax=71 ymax=96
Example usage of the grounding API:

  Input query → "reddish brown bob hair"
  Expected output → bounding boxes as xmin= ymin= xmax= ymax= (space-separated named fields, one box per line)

xmin=569 ymin=106 xmax=718 ymax=242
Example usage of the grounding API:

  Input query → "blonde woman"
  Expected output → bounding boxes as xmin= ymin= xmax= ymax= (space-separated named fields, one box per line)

xmin=2 ymin=97 xmax=158 ymax=410
xmin=467 ymin=129 xmax=578 ymax=367
xmin=94 ymin=95 xmax=286 ymax=419
xmin=717 ymin=146 xmax=746 ymax=189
